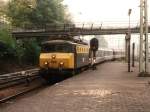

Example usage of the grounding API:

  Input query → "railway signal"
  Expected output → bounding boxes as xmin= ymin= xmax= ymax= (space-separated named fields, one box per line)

xmin=90 ymin=38 xmax=99 ymax=70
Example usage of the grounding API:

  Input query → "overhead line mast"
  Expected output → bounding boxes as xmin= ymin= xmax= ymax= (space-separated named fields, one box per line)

xmin=139 ymin=0 xmax=149 ymax=76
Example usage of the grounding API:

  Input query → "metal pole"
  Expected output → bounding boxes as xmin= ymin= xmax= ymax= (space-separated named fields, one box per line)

xmin=128 ymin=9 xmax=131 ymax=72
xmin=132 ymin=43 xmax=135 ymax=67
xmin=82 ymin=24 xmax=84 ymax=30
xmin=139 ymin=0 xmax=144 ymax=73
xmin=144 ymin=0 xmax=149 ymax=73
xmin=91 ymin=24 xmax=93 ymax=30
xmin=125 ymin=33 xmax=128 ymax=62
xmin=128 ymin=43 xmax=131 ymax=72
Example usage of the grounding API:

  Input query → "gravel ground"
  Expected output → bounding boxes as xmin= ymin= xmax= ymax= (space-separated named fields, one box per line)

xmin=1 ymin=62 xmax=150 ymax=112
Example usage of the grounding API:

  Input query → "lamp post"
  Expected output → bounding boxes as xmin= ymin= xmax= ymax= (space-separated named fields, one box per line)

xmin=127 ymin=9 xmax=132 ymax=72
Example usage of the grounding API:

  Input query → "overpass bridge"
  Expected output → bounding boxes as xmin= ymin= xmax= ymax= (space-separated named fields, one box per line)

xmin=11 ymin=24 xmax=150 ymax=39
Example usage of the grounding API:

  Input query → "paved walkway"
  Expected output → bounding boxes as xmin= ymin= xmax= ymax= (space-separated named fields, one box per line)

xmin=1 ymin=62 xmax=150 ymax=112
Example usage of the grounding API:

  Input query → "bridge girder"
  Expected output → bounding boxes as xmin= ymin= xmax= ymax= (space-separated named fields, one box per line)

xmin=12 ymin=27 xmax=150 ymax=39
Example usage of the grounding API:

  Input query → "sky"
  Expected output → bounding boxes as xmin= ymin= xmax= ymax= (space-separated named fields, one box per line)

xmin=64 ymin=0 xmax=150 ymax=27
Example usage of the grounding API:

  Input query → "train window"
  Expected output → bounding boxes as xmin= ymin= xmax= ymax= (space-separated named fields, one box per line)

xmin=104 ymin=51 xmax=106 ymax=56
xmin=77 ymin=47 xmax=79 ymax=53
xmin=77 ymin=47 xmax=80 ymax=53
xmin=77 ymin=47 xmax=79 ymax=52
xmin=41 ymin=43 xmax=74 ymax=53
xmin=76 ymin=46 xmax=89 ymax=53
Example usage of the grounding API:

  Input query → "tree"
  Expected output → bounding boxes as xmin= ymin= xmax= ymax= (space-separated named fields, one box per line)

xmin=5 ymin=0 xmax=71 ymax=28
xmin=0 ymin=28 xmax=16 ymax=61
xmin=0 ymin=28 xmax=15 ymax=48
xmin=6 ymin=0 xmax=34 ymax=27
xmin=0 ymin=1 xmax=8 ymax=24
xmin=0 ymin=1 xmax=6 ymax=14
xmin=29 ymin=0 xmax=72 ymax=27
xmin=22 ymin=39 xmax=41 ymax=64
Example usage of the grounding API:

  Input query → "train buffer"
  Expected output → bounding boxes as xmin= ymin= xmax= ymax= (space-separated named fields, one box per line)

xmin=1 ymin=62 xmax=150 ymax=112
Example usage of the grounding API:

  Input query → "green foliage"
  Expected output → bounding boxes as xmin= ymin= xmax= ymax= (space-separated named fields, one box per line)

xmin=14 ymin=41 xmax=26 ymax=64
xmin=0 ymin=28 xmax=16 ymax=60
xmin=22 ymin=39 xmax=41 ymax=65
xmin=0 ymin=1 xmax=6 ymax=16
xmin=0 ymin=28 xmax=15 ymax=48
xmin=6 ymin=0 xmax=71 ymax=28
xmin=6 ymin=0 xmax=33 ymax=27
xmin=0 ymin=29 xmax=41 ymax=65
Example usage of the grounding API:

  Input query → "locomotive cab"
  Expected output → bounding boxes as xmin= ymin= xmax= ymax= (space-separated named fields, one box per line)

xmin=39 ymin=40 xmax=90 ymax=81
xmin=40 ymin=40 xmax=75 ymax=71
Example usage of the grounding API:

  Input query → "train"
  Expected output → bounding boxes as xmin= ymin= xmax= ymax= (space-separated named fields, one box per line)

xmin=39 ymin=39 xmax=124 ymax=80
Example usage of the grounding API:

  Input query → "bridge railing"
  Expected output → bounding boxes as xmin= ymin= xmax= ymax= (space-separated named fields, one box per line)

xmin=76 ymin=23 xmax=137 ymax=28
xmin=11 ymin=23 xmax=76 ymax=32
xmin=11 ymin=23 xmax=141 ymax=33
xmin=9 ymin=21 xmax=150 ymax=35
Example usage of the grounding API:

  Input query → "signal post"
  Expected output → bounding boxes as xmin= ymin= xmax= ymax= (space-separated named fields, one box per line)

xmin=90 ymin=38 xmax=99 ymax=70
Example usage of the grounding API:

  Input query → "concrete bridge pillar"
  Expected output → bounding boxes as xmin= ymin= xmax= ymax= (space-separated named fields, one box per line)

xmin=139 ymin=0 xmax=149 ymax=76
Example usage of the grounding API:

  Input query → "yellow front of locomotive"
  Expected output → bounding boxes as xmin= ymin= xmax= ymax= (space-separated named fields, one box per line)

xmin=39 ymin=53 xmax=75 ymax=70
xmin=39 ymin=40 xmax=75 ymax=71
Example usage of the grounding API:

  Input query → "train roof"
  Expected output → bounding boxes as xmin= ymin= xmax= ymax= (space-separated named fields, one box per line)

xmin=42 ymin=40 xmax=88 ymax=46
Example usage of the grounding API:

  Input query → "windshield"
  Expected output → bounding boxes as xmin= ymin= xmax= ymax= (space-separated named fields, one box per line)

xmin=41 ymin=43 xmax=74 ymax=53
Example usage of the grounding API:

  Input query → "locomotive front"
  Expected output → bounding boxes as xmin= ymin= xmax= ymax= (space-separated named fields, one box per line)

xmin=39 ymin=40 xmax=75 ymax=72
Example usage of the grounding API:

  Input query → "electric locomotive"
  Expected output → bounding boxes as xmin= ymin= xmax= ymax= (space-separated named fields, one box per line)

xmin=39 ymin=40 xmax=89 ymax=79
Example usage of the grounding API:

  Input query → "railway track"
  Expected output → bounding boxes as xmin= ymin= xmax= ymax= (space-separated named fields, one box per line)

xmin=0 ymin=68 xmax=44 ymax=104
xmin=0 ymin=68 xmax=40 ymax=89
xmin=0 ymin=68 xmax=70 ymax=104
xmin=0 ymin=79 xmax=44 ymax=104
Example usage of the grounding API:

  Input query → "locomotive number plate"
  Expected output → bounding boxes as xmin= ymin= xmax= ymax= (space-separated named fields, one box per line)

xmin=51 ymin=60 xmax=57 ymax=64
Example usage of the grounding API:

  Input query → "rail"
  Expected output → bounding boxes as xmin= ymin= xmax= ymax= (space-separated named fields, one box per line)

xmin=0 ymin=68 xmax=40 ymax=89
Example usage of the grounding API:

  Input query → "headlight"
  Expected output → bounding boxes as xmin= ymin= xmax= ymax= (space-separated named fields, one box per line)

xmin=52 ymin=55 xmax=56 ymax=59
xmin=93 ymin=59 xmax=96 ymax=63
xmin=60 ymin=62 xmax=64 ymax=65
xmin=44 ymin=62 xmax=48 ymax=65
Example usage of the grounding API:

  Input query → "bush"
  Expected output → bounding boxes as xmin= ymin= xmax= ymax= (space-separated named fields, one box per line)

xmin=0 ymin=28 xmax=41 ymax=65
xmin=0 ymin=28 xmax=15 ymax=48
xmin=22 ymin=39 xmax=41 ymax=65
xmin=0 ymin=28 xmax=16 ymax=61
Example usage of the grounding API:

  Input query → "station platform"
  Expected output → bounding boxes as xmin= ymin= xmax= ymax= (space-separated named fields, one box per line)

xmin=1 ymin=61 xmax=150 ymax=112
